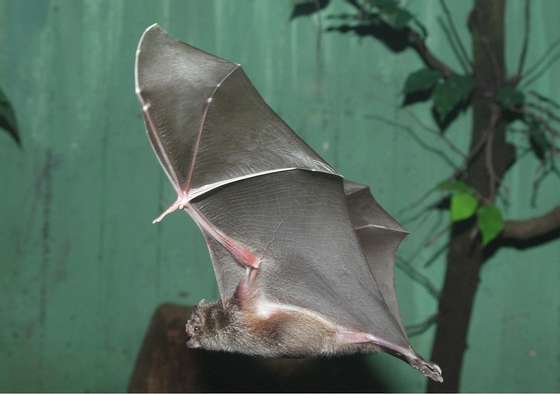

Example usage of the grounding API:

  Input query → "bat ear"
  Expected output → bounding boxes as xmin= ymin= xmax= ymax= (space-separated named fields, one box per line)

xmin=198 ymin=298 xmax=209 ymax=307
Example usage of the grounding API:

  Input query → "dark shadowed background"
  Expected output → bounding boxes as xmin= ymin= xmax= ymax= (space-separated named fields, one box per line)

xmin=0 ymin=0 xmax=558 ymax=392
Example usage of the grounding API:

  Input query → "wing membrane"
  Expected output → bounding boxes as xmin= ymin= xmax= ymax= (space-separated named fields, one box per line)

xmin=192 ymin=170 xmax=411 ymax=352
xmin=344 ymin=181 xmax=409 ymax=336
xmin=135 ymin=24 xmax=335 ymax=199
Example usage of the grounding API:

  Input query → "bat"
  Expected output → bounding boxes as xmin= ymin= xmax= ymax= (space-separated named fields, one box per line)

xmin=134 ymin=24 xmax=443 ymax=383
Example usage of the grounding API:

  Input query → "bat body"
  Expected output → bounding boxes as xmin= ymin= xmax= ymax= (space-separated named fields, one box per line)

xmin=185 ymin=287 xmax=380 ymax=358
xmin=135 ymin=24 xmax=443 ymax=382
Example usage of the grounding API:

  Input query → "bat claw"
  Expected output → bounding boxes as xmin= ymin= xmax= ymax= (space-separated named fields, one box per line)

xmin=409 ymin=356 xmax=443 ymax=383
xmin=152 ymin=194 xmax=190 ymax=224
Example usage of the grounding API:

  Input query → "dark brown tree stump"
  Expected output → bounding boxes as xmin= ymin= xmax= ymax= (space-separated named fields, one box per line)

xmin=128 ymin=303 xmax=391 ymax=392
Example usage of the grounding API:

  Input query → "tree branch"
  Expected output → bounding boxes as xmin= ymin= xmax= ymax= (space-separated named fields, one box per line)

xmin=522 ymin=38 xmax=560 ymax=80
xmin=402 ymin=109 xmax=468 ymax=159
xmin=408 ymin=30 xmax=455 ymax=77
xmin=345 ymin=0 xmax=457 ymax=77
xmin=503 ymin=206 xmax=560 ymax=240
xmin=438 ymin=17 xmax=470 ymax=74
xmin=485 ymin=125 xmax=497 ymax=200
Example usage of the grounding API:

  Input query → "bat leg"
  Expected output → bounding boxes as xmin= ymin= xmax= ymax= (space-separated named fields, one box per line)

xmin=336 ymin=329 xmax=413 ymax=357
xmin=152 ymin=193 xmax=190 ymax=224
xmin=408 ymin=356 xmax=443 ymax=383
xmin=233 ymin=268 xmax=259 ymax=306
xmin=152 ymin=194 xmax=261 ymax=270
xmin=186 ymin=205 xmax=261 ymax=270
xmin=336 ymin=329 xmax=443 ymax=382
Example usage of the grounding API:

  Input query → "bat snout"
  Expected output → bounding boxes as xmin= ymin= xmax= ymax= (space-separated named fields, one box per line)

xmin=185 ymin=323 xmax=202 ymax=349
xmin=185 ymin=337 xmax=201 ymax=349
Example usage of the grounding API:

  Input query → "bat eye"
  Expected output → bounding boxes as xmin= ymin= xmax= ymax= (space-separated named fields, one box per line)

xmin=194 ymin=326 xmax=200 ymax=333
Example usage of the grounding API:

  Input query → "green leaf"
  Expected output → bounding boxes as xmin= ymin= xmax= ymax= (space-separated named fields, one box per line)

xmin=496 ymin=85 xmax=525 ymax=110
xmin=450 ymin=192 xmax=478 ymax=222
xmin=369 ymin=0 xmax=398 ymax=7
xmin=433 ymin=75 xmax=474 ymax=121
xmin=403 ymin=68 xmax=442 ymax=95
xmin=0 ymin=88 xmax=20 ymax=145
xmin=437 ymin=179 xmax=474 ymax=195
xmin=477 ymin=204 xmax=504 ymax=245
xmin=290 ymin=0 xmax=330 ymax=19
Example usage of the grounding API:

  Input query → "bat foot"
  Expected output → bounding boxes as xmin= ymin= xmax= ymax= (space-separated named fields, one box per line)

xmin=152 ymin=194 xmax=190 ymax=223
xmin=408 ymin=356 xmax=443 ymax=383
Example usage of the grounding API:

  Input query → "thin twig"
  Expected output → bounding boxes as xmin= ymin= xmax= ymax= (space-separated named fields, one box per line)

xmin=516 ymin=107 xmax=560 ymax=138
xmin=483 ymin=107 xmax=501 ymax=201
xmin=406 ymin=313 xmax=438 ymax=337
xmin=523 ymin=38 xmax=560 ymax=81
xmin=408 ymin=30 xmax=456 ymax=77
xmin=438 ymin=17 xmax=469 ymax=74
xmin=314 ymin=0 xmax=323 ymax=69
xmin=401 ymin=204 xmax=434 ymax=225
xmin=424 ymin=223 xmax=452 ymax=247
xmin=368 ymin=114 xmax=460 ymax=169
xmin=403 ymin=108 xmax=468 ymax=159
xmin=439 ymin=0 xmax=472 ymax=71
xmin=451 ymin=109 xmax=501 ymax=187
xmin=409 ymin=210 xmax=445 ymax=260
xmin=522 ymin=52 xmax=560 ymax=87
xmin=485 ymin=127 xmax=497 ymax=200
xmin=527 ymin=102 xmax=560 ymax=125
xmin=397 ymin=257 xmax=440 ymax=300
xmin=497 ymin=178 xmax=511 ymax=208
xmin=517 ymin=0 xmax=531 ymax=76
xmin=530 ymin=163 xmax=550 ymax=207
xmin=529 ymin=90 xmax=560 ymax=109
xmin=423 ymin=240 xmax=450 ymax=268
xmin=397 ymin=185 xmax=438 ymax=217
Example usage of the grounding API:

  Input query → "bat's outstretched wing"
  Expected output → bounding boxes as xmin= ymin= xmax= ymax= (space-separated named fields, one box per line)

xmin=135 ymin=24 xmax=442 ymax=382
xmin=135 ymin=24 xmax=334 ymax=202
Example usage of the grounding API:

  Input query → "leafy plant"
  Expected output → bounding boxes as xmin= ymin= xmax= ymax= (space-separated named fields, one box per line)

xmin=293 ymin=0 xmax=560 ymax=391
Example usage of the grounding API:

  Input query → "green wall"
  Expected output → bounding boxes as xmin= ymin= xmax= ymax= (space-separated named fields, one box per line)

xmin=0 ymin=0 xmax=558 ymax=391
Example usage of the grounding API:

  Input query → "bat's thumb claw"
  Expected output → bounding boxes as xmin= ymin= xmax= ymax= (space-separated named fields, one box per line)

xmin=152 ymin=194 xmax=189 ymax=224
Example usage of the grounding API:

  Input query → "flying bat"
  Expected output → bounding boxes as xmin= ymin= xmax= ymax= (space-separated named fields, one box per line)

xmin=134 ymin=24 xmax=443 ymax=383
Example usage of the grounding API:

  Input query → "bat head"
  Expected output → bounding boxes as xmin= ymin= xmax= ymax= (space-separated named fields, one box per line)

xmin=185 ymin=298 xmax=231 ymax=350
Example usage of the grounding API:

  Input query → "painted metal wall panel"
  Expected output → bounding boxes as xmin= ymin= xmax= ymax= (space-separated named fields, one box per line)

xmin=0 ymin=0 xmax=558 ymax=391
